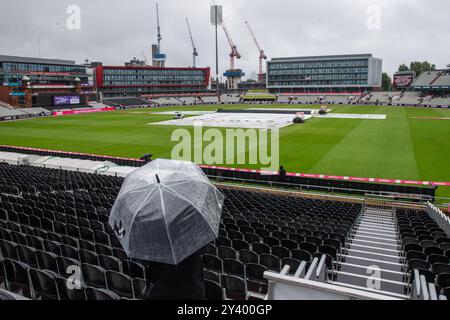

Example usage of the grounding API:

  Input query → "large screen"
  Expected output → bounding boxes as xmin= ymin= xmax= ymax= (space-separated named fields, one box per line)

xmin=393 ymin=75 xmax=414 ymax=88
xmin=53 ymin=95 xmax=81 ymax=106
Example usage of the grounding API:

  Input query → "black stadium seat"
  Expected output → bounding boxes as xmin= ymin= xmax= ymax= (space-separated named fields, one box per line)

xmin=204 ymin=280 xmax=223 ymax=300
xmin=85 ymin=287 xmax=121 ymax=300
xmin=6 ymin=163 xmax=448 ymax=300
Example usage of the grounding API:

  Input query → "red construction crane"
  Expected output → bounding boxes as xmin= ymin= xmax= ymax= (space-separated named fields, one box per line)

xmin=245 ymin=21 xmax=267 ymax=83
xmin=221 ymin=21 xmax=241 ymax=70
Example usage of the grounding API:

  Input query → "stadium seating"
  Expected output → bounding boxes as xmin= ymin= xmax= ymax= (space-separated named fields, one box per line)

xmin=411 ymin=71 xmax=441 ymax=87
xmin=430 ymin=73 xmax=450 ymax=87
xmin=427 ymin=95 xmax=450 ymax=107
xmin=1 ymin=163 xmax=448 ymax=300
xmin=397 ymin=207 xmax=450 ymax=297
xmin=363 ymin=92 xmax=402 ymax=104
xmin=394 ymin=92 xmax=422 ymax=105
xmin=0 ymin=106 xmax=28 ymax=118
xmin=0 ymin=162 xmax=363 ymax=300
xmin=220 ymin=94 xmax=241 ymax=104
xmin=102 ymin=98 xmax=149 ymax=107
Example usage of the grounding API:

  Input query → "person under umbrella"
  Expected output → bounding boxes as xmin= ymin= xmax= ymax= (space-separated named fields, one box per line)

xmin=109 ymin=159 xmax=224 ymax=300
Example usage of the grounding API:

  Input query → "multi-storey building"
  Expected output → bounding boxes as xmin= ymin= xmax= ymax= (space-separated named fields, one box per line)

xmin=95 ymin=65 xmax=210 ymax=98
xmin=0 ymin=55 xmax=96 ymax=108
xmin=266 ymin=54 xmax=382 ymax=93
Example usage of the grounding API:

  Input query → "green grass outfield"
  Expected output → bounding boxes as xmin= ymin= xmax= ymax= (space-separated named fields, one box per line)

xmin=1 ymin=104 xmax=449 ymax=199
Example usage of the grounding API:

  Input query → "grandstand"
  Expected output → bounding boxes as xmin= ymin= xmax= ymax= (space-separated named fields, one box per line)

xmin=431 ymin=73 xmax=450 ymax=87
xmin=102 ymin=98 xmax=150 ymax=108
xmin=0 ymin=107 xmax=51 ymax=121
xmin=220 ymin=94 xmax=241 ymax=104
xmin=427 ymin=96 xmax=450 ymax=107
xmin=394 ymin=92 xmax=423 ymax=106
xmin=0 ymin=153 xmax=449 ymax=300
xmin=362 ymin=92 xmax=402 ymax=104
xmin=411 ymin=71 xmax=442 ymax=89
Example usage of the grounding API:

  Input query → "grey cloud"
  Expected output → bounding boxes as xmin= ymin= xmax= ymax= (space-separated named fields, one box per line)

xmin=0 ymin=0 xmax=449 ymax=78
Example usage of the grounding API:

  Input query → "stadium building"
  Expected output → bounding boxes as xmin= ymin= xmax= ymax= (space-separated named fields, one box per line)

xmin=95 ymin=65 xmax=211 ymax=98
xmin=0 ymin=55 xmax=96 ymax=109
xmin=266 ymin=54 xmax=382 ymax=93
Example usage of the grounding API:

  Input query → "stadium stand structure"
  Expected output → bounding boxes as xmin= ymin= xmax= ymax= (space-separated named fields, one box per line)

xmin=0 ymin=107 xmax=27 ymax=118
xmin=362 ymin=92 xmax=402 ymax=104
xmin=0 ymin=107 xmax=51 ymax=121
xmin=393 ymin=92 xmax=423 ymax=106
xmin=102 ymin=98 xmax=150 ymax=108
xmin=220 ymin=94 xmax=241 ymax=104
xmin=431 ymin=73 xmax=450 ymax=87
xmin=0 ymin=160 xmax=448 ymax=300
xmin=0 ymin=101 xmax=16 ymax=110
xmin=411 ymin=71 xmax=442 ymax=88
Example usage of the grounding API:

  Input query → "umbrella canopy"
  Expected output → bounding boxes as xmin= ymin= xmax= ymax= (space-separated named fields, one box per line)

xmin=109 ymin=159 xmax=224 ymax=265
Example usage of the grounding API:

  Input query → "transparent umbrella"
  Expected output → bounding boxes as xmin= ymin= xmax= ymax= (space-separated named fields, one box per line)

xmin=109 ymin=159 xmax=224 ymax=265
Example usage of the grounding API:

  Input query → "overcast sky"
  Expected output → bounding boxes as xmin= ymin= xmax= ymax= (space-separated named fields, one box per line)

xmin=0 ymin=0 xmax=449 ymax=79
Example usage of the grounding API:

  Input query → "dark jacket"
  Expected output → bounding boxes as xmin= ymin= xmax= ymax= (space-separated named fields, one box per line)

xmin=139 ymin=250 xmax=205 ymax=300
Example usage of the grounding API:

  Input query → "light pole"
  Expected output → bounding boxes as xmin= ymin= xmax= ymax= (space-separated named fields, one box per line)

xmin=211 ymin=3 xmax=222 ymax=98
xmin=215 ymin=5 xmax=219 ymax=97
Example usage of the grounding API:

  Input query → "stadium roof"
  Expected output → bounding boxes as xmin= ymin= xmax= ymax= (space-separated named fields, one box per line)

xmin=0 ymin=55 xmax=76 ymax=66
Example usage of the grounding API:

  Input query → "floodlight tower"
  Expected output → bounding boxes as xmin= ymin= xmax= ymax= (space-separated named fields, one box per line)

xmin=245 ymin=21 xmax=267 ymax=83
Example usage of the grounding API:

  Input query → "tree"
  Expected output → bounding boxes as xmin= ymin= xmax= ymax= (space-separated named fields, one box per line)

xmin=398 ymin=64 xmax=409 ymax=72
xmin=382 ymin=73 xmax=392 ymax=91
xmin=397 ymin=61 xmax=436 ymax=75
xmin=409 ymin=61 xmax=436 ymax=76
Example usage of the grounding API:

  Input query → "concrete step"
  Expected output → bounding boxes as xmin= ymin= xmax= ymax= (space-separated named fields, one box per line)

xmin=333 ymin=207 xmax=409 ymax=297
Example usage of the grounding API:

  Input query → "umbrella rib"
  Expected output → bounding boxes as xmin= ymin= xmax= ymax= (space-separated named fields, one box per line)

xmin=133 ymin=184 xmax=158 ymax=214
xmin=159 ymin=185 xmax=177 ymax=265
xmin=163 ymin=185 xmax=204 ymax=214
xmin=117 ymin=184 xmax=152 ymax=200
xmin=166 ymin=179 xmax=216 ymax=189
xmin=126 ymin=185 xmax=158 ymax=253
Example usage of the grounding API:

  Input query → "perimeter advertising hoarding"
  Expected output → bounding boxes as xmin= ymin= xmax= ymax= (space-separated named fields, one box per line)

xmin=53 ymin=95 xmax=81 ymax=106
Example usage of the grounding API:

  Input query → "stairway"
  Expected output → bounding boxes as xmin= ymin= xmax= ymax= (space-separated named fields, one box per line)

xmin=331 ymin=204 xmax=409 ymax=298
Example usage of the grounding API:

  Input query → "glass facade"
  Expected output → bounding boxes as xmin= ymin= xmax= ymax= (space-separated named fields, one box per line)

xmin=0 ymin=61 xmax=90 ymax=86
xmin=267 ymin=55 xmax=382 ymax=90
xmin=102 ymin=68 xmax=206 ymax=86
xmin=98 ymin=66 xmax=210 ymax=97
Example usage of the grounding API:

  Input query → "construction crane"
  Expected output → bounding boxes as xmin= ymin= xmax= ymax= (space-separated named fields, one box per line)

xmin=186 ymin=18 xmax=198 ymax=68
xmin=245 ymin=21 xmax=267 ymax=83
xmin=221 ymin=21 xmax=241 ymax=70
xmin=156 ymin=3 xmax=162 ymax=52
xmin=141 ymin=51 xmax=150 ymax=66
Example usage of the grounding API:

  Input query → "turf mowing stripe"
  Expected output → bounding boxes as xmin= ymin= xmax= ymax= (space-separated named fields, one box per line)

xmin=309 ymin=106 xmax=421 ymax=180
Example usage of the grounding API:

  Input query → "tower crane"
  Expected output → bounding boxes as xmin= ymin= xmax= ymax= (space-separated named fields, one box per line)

xmin=221 ymin=21 xmax=241 ymax=70
xmin=141 ymin=51 xmax=150 ymax=66
xmin=156 ymin=3 xmax=162 ymax=53
xmin=186 ymin=18 xmax=198 ymax=68
xmin=245 ymin=21 xmax=267 ymax=83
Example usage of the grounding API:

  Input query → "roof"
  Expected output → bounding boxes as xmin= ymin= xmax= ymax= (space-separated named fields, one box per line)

xmin=270 ymin=54 xmax=376 ymax=62
xmin=0 ymin=55 xmax=76 ymax=66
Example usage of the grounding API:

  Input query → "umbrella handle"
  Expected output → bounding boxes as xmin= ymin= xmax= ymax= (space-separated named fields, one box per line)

xmin=156 ymin=174 xmax=161 ymax=184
